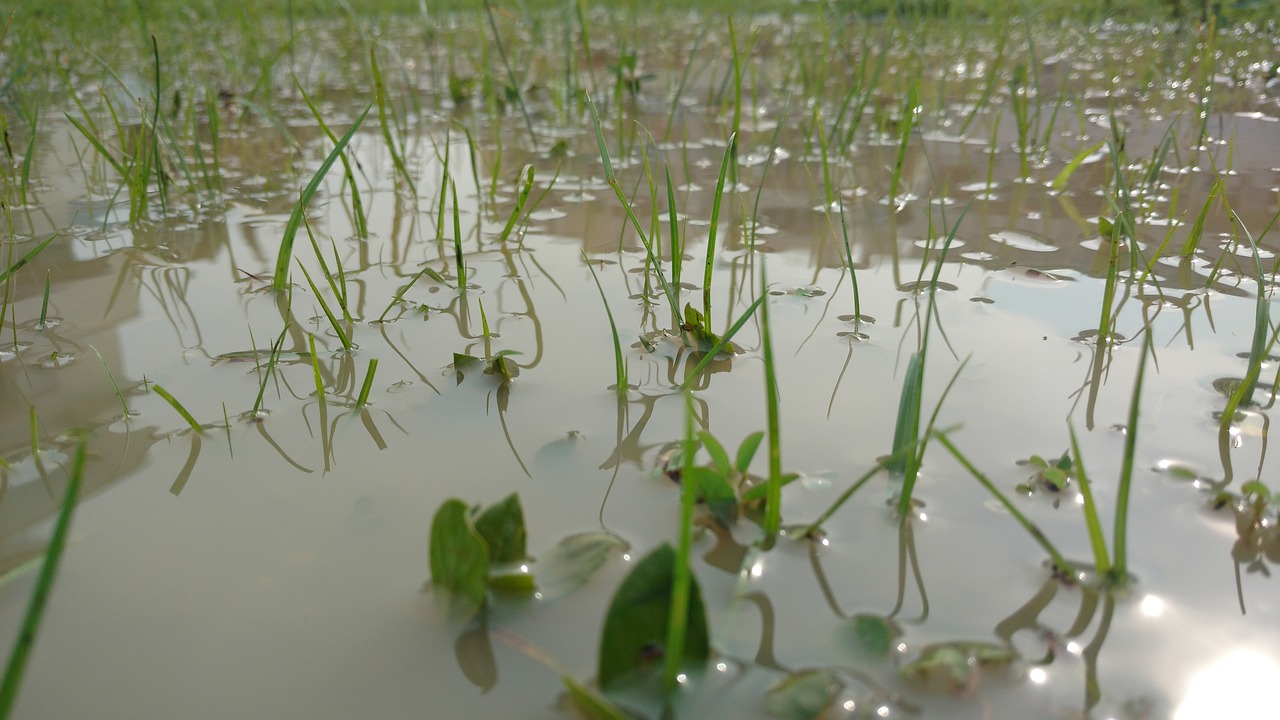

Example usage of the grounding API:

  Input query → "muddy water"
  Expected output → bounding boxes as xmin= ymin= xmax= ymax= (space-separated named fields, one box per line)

xmin=3 ymin=13 xmax=1280 ymax=720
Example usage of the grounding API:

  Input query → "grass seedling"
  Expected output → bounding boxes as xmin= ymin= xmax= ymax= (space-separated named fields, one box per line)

xmin=36 ymin=271 xmax=49 ymax=330
xmin=271 ymin=103 xmax=371 ymax=292
xmin=303 ymin=219 xmax=351 ymax=324
xmin=759 ymin=263 xmax=783 ymax=539
xmin=583 ymin=252 xmax=627 ymax=399
xmin=0 ymin=232 xmax=57 ymax=285
xmin=1178 ymin=178 xmax=1221 ymax=258
xmin=1111 ymin=332 xmax=1153 ymax=583
xmin=89 ymin=345 xmax=130 ymax=419
xmin=936 ymin=433 xmax=1072 ymax=573
xmin=1050 ymin=141 xmax=1104 ymax=193
xmin=370 ymin=45 xmax=418 ymax=197
xmin=496 ymin=164 xmax=535 ymax=243
xmin=1068 ymin=424 xmax=1111 ymax=577
xmin=152 ymin=383 xmax=203 ymax=434
xmin=702 ymin=132 xmax=736 ymax=332
xmin=481 ymin=0 xmax=537 ymax=150
xmin=355 ymin=358 xmax=378 ymax=407
xmin=0 ymin=435 xmax=86 ymax=719
xmin=450 ymin=176 xmax=467 ymax=289
xmin=888 ymin=78 xmax=919 ymax=207
xmin=296 ymin=77 xmax=367 ymax=240
xmin=298 ymin=264 xmax=353 ymax=352
xmin=836 ymin=200 xmax=864 ymax=327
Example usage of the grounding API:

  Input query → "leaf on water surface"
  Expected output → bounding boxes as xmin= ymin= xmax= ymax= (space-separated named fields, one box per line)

xmin=562 ymin=674 xmax=639 ymax=720
xmin=742 ymin=473 xmax=800 ymax=502
xmin=598 ymin=544 xmax=709 ymax=692
xmin=762 ymin=668 xmax=842 ymax=720
xmin=847 ymin=614 xmax=902 ymax=658
xmin=898 ymin=641 xmax=1016 ymax=694
xmin=485 ymin=351 xmax=521 ymax=381
xmin=681 ymin=303 xmax=736 ymax=354
xmin=487 ymin=570 xmax=536 ymax=596
xmin=454 ymin=353 xmax=482 ymax=383
xmin=536 ymin=532 xmax=628 ymax=602
xmin=429 ymin=499 xmax=490 ymax=621
xmin=474 ymin=493 xmax=528 ymax=564
xmin=454 ymin=618 xmax=498 ymax=692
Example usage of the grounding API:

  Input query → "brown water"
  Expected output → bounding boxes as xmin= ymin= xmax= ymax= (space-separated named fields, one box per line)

xmin=3 ymin=12 xmax=1280 ymax=720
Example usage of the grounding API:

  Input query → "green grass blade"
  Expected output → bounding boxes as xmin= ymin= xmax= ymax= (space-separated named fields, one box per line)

xmin=936 ymin=433 xmax=1073 ymax=574
xmin=152 ymin=383 xmax=203 ymax=434
xmin=583 ymin=253 xmax=627 ymax=398
xmin=272 ymin=103 xmax=372 ymax=291
xmin=702 ymin=132 xmax=736 ymax=331
xmin=664 ymin=392 xmax=699 ymax=693
xmin=1112 ymin=332 xmax=1152 ymax=583
xmin=1050 ymin=141 xmax=1104 ymax=192
xmin=356 ymin=358 xmax=378 ymax=407
xmin=1067 ymin=424 xmax=1110 ymax=576
xmin=760 ymin=263 xmax=782 ymax=538
xmin=0 ymin=435 xmax=86 ymax=718
xmin=0 ymin=232 xmax=57 ymax=285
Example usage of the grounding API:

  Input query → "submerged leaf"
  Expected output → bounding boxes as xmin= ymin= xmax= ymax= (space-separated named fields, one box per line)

xmin=536 ymin=532 xmax=628 ymax=602
xmin=429 ymin=499 xmax=490 ymax=621
xmin=763 ymin=669 xmax=842 ymax=720
xmin=474 ymin=493 xmax=528 ymax=564
xmin=848 ymin=614 xmax=902 ymax=658
xmin=454 ymin=618 xmax=498 ymax=692
xmin=598 ymin=544 xmax=709 ymax=692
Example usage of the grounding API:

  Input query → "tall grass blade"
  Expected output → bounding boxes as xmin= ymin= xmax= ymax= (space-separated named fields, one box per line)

xmin=1067 ymin=424 xmax=1110 ymax=576
xmin=760 ymin=262 xmax=782 ymax=538
xmin=583 ymin=253 xmax=627 ymax=398
xmin=664 ymin=392 xmax=699 ymax=694
xmin=1112 ymin=332 xmax=1152 ymax=583
xmin=702 ymin=133 xmax=736 ymax=331
xmin=370 ymin=45 xmax=418 ymax=196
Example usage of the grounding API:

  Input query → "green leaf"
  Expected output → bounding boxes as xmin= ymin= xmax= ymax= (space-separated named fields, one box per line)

xmin=685 ymin=466 xmax=737 ymax=526
xmin=487 ymin=571 xmax=536 ymax=596
xmin=1242 ymin=481 xmax=1271 ymax=500
xmin=429 ymin=499 xmax=490 ymax=621
xmin=454 ymin=353 xmax=482 ymax=383
xmin=561 ymin=675 xmax=637 ymax=720
xmin=763 ymin=669 xmax=841 ymax=720
xmin=473 ymin=493 xmax=527 ymax=564
xmin=735 ymin=431 xmax=765 ymax=474
xmin=1097 ymin=216 xmax=1115 ymax=238
xmin=536 ymin=532 xmax=628 ymax=602
xmin=848 ymin=614 xmax=901 ymax=658
xmin=1043 ymin=468 xmax=1068 ymax=491
xmin=742 ymin=473 xmax=800 ymax=502
xmin=598 ymin=544 xmax=709 ymax=692
xmin=697 ymin=431 xmax=732 ymax=476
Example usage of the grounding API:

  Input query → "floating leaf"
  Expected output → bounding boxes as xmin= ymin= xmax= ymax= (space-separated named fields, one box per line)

xmin=474 ymin=493 xmax=527 ymax=564
xmin=562 ymin=675 xmax=637 ymax=720
xmin=536 ymin=532 xmax=628 ymax=602
xmin=598 ymin=544 xmax=709 ymax=692
xmin=848 ymin=614 xmax=901 ymax=658
xmin=454 ymin=353 xmax=483 ymax=383
xmin=763 ymin=669 xmax=842 ymax=720
xmin=429 ymin=499 xmax=489 ymax=621
xmin=487 ymin=568 xmax=536 ymax=596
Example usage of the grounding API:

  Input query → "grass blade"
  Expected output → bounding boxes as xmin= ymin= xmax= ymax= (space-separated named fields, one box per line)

xmin=272 ymin=103 xmax=372 ymax=291
xmin=0 ymin=436 xmax=87 ymax=717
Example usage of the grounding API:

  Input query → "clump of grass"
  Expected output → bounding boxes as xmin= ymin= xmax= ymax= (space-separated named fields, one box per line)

xmin=296 ymin=78 xmax=368 ymax=240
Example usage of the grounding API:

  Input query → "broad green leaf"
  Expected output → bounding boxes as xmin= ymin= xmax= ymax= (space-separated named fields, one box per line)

xmin=429 ymin=499 xmax=490 ymax=621
xmin=561 ymin=675 xmax=637 ymax=720
xmin=536 ymin=532 xmax=628 ymax=602
xmin=735 ymin=431 xmax=765 ymax=474
xmin=598 ymin=544 xmax=709 ymax=692
xmin=763 ymin=669 xmax=841 ymax=720
xmin=848 ymin=614 xmax=901 ymax=658
xmin=697 ymin=431 xmax=732 ymax=476
xmin=1097 ymin=216 xmax=1115 ymax=238
xmin=474 ymin=493 xmax=527 ymax=564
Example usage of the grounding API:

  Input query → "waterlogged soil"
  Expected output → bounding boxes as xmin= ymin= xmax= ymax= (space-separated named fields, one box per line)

xmin=3 ymin=12 xmax=1280 ymax=720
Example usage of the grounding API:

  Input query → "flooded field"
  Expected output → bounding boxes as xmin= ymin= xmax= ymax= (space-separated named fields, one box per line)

xmin=2 ymin=4 xmax=1280 ymax=719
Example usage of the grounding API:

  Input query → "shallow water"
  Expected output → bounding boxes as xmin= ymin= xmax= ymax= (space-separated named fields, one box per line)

xmin=3 ymin=11 xmax=1280 ymax=720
